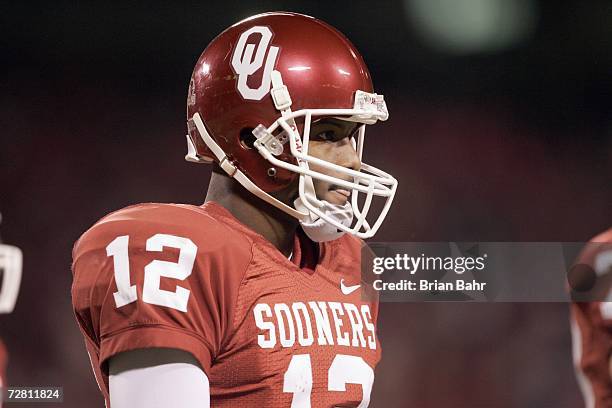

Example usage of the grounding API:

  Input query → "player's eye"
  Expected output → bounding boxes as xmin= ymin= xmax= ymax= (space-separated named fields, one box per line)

xmin=314 ymin=130 xmax=336 ymax=142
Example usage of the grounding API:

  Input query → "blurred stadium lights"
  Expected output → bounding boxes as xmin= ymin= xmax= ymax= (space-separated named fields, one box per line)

xmin=404 ymin=0 xmax=538 ymax=55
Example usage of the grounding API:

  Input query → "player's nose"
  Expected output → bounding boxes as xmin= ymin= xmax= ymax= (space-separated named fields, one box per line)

xmin=336 ymin=138 xmax=361 ymax=172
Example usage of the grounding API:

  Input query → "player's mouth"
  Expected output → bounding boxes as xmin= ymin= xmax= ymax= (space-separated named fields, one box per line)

xmin=328 ymin=185 xmax=351 ymax=204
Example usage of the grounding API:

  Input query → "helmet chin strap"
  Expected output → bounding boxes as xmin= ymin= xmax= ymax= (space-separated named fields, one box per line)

xmin=293 ymin=173 xmax=352 ymax=243
xmin=295 ymin=196 xmax=353 ymax=242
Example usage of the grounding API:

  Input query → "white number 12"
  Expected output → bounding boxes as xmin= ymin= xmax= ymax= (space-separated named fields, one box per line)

xmin=284 ymin=354 xmax=374 ymax=407
xmin=106 ymin=234 xmax=197 ymax=312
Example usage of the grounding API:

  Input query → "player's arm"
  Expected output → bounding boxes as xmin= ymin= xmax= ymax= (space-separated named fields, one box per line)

xmin=109 ymin=348 xmax=209 ymax=408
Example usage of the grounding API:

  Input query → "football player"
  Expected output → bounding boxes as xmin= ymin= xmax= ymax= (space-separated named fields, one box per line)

xmin=570 ymin=228 xmax=612 ymax=408
xmin=71 ymin=12 xmax=397 ymax=407
xmin=0 ymin=213 xmax=24 ymax=407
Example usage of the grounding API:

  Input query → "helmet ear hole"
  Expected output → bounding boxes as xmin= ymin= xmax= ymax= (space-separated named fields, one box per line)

xmin=239 ymin=128 xmax=256 ymax=149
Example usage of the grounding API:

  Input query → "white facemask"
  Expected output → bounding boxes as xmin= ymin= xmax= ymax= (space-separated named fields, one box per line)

xmin=295 ymin=198 xmax=354 ymax=242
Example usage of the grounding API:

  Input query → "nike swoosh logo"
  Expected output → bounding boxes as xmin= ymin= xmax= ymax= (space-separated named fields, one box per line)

xmin=340 ymin=279 xmax=361 ymax=295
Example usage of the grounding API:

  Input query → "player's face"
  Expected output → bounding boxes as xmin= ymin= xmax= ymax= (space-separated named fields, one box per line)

xmin=307 ymin=118 xmax=361 ymax=205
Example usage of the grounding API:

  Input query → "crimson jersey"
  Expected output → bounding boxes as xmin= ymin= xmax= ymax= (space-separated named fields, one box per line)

xmin=0 ymin=338 xmax=6 ymax=408
xmin=570 ymin=228 xmax=612 ymax=408
xmin=72 ymin=201 xmax=381 ymax=407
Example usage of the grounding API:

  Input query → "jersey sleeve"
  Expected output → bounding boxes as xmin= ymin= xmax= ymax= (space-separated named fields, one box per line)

xmin=71 ymin=204 xmax=252 ymax=377
xmin=0 ymin=338 xmax=7 ymax=389
xmin=570 ymin=229 xmax=612 ymax=408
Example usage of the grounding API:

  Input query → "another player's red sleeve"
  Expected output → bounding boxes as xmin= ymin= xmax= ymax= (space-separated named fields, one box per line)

xmin=0 ymin=338 xmax=6 ymax=408
xmin=571 ymin=302 xmax=612 ymax=408
xmin=71 ymin=205 xmax=251 ymax=381
xmin=0 ymin=338 xmax=7 ymax=387
xmin=570 ymin=229 xmax=612 ymax=408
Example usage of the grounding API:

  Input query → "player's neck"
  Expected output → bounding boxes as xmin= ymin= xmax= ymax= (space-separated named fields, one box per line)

xmin=205 ymin=171 xmax=298 ymax=257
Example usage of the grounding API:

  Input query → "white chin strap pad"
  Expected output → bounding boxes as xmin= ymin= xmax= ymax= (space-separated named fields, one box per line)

xmin=294 ymin=198 xmax=353 ymax=242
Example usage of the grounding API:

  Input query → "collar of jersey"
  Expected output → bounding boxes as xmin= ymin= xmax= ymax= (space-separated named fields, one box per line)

xmin=199 ymin=201 xmax=337 ymax=275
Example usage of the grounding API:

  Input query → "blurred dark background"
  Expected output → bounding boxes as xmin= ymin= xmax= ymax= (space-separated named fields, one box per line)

xmin=1 ymin=0 xmax=611 ymax=406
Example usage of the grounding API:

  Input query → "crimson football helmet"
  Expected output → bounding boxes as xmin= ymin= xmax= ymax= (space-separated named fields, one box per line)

xmin=186 ymin=12 xmax=397 ymax=239
xmin=0 ymin=214 xmax=21 ymax=314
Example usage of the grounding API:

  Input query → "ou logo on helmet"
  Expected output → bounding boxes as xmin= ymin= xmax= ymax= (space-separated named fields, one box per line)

xmin=231 ymin=26 xmax=280 ymax=101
